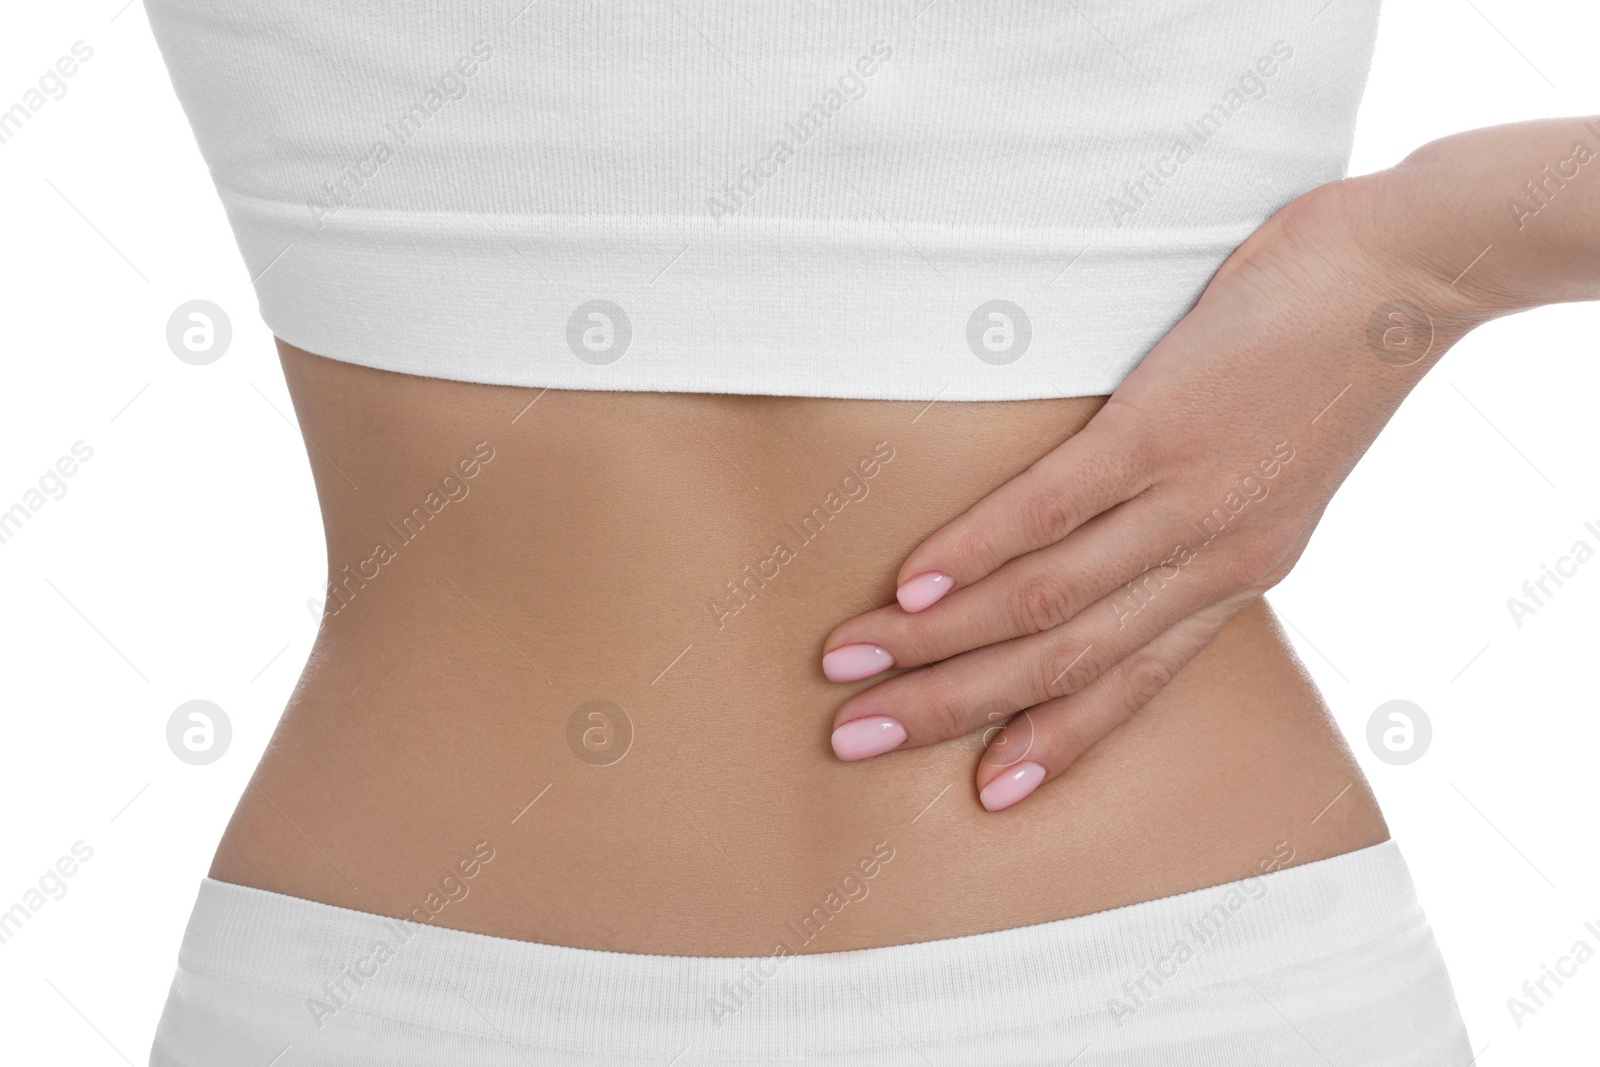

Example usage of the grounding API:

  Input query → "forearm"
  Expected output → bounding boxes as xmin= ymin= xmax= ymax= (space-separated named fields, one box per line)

xmin=820 ymin=116 xmax=1600 ymax=811
xmin=1373 ymin=116 xmax=1600 ymax=325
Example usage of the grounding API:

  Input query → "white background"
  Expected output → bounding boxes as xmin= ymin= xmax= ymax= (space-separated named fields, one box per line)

xmin=1 ymin=1 xmax=1597 ymax=1063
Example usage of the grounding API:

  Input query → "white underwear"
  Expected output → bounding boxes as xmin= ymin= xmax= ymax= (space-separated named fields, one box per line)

xmin=149 ymin=839 xmax=1470 ymax=1065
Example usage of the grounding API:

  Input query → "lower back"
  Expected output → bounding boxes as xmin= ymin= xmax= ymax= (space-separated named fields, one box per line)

xmin=207 ymin=342 xmax=1387 ymax=954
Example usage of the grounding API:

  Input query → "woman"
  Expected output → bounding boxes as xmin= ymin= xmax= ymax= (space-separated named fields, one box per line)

xmin=143 ymin=0 xmax=1598 ymax=1063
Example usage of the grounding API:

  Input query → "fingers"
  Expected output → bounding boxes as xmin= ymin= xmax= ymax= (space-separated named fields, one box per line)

xmin=890 ymin=412 xmax=1148 ymax=610
xmin=822 ymin=497 xmax=1171 ymax=681
xmin=828 ymin=548 xmax=1246 ymax=758
xmin=974 ymin=594 xmax=1255 ymax=811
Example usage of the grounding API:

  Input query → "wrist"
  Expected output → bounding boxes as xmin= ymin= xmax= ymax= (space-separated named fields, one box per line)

xmin=1348 ymin=166 xmax=1490 ymax=379
xmin=1264 ymin=169 xmax=1484 ymax=378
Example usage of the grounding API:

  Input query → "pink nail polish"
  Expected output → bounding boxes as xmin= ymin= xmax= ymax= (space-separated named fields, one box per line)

xmin=822 ymin=644 xmax=894 ymax=682
xmin=979 ymin=762 xmax=1046 ymax=812
xmin=831 ymin=716 xmax=907 ymax=761
xmin=897 ymin=571 xmax=953 ymax=612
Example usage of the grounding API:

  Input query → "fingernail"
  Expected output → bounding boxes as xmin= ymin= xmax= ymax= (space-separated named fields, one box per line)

xmin=822 ymin=644 xmax=894 ymax=682
xmin=897 ymin=571 xmax=953 ymax=612
xmin=979 ymin=762 xmax=1046 ymax=812
xmin=831 ymin=716 xmax=907 ymax=761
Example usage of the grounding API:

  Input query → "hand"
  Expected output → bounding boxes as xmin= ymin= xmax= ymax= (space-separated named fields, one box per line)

xmin=820 ymin=170 xmax=1481 ymax=811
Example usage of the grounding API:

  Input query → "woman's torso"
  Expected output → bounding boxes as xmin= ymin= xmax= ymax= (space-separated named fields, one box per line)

xmin=208 ymin=341 xmax=1387 ymax=955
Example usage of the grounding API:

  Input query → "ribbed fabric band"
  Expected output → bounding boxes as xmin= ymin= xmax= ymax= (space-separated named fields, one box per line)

xmin=142 ymin=0 xmax=1382 ymax=400
xmin=151 ymin=840 xmax=1472 ymax=1065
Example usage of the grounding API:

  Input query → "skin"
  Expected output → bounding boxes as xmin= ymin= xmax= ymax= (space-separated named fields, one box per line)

xmin=209 ymin=350 xmax=1385 ymax=955
xmin=826 ymin=115 xmax=1600 ymax=810
xmin=208 ymin=116 xmax=1598 ymax=955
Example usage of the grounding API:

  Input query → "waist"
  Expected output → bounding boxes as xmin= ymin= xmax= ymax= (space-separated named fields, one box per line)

xmin=209 ymin=343 xmax=1387 ymax=954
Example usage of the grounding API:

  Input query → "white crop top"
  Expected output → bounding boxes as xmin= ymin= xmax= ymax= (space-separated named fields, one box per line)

xmin=143 ymin=0 xmax=1382 ymax=400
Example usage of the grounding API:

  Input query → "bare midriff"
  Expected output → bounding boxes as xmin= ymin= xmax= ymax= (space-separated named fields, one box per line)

xmin=208 ymin=340 xmax=1389 ymax=956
